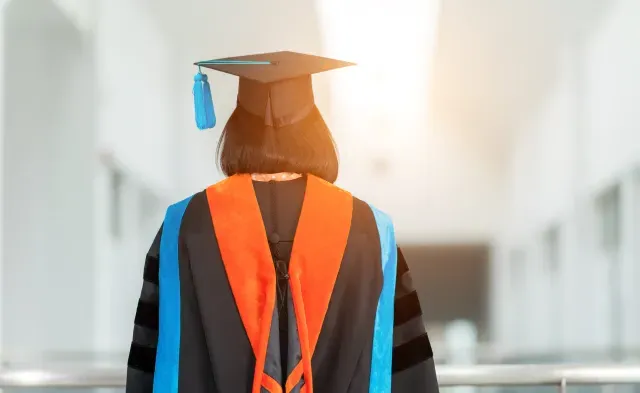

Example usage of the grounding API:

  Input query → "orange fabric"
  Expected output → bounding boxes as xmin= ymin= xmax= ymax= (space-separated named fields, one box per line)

xmin=285 ymin=362 xmax=304 ymax=393
xmin=206 ymin=175 xmax=277 ymax=393
xmin=290 ymin=175 xmax=352 ymax=353
xmin=288 ymin=175 xmax=353 ymax=393
xmin=262 ymin=374 xmax=284 ymax=393
xmin=207 ymin=174 xmax=352 ymax=393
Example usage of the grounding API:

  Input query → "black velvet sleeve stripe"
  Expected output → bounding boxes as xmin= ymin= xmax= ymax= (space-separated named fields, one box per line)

xmin=391 ymin=247 xmax=438 ymax=388
xmin=394 ymin=247 xmax=422 ymax=326
xmin=394 ymin=291 xmax=422 ymax=326
xmin=126 ymin=368 xmax=154 ymax=393
xmin=127 ymin=225 xmax=163 ymax=393
xmin=128 ymin=342 xmax=157 ymax=373
xmin=392 ymin=333 xmax=433 ymax=374
xmin=392 ymin=357 xmax=440 ymax=393
xmin=143 ymin=255 xmax=159 ymax=285
xmin=135 ymin=300 xmax=159 ymax=330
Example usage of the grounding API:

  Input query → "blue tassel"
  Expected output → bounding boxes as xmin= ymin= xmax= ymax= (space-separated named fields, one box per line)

xmin=193 ymin=71 xmax=216 ymax=130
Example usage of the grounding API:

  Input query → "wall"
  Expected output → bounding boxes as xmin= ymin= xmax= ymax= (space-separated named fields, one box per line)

xmin=0 ymin=0 xmax=176 ymax=361
xmin=92 ymin=0 xmax=178 ymax=356
xmin=1 ymin=0 xmax=96 ymax=361
xmin=493 ymin=0 xmax=640 ymax=358
xmin=95 ymin=0 xmax=174 ymax=198
xmin=51 ymin=0 xmax=94 ymax=32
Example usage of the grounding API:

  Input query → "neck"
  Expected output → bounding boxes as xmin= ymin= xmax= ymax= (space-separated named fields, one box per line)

xmin=250 ymin=172 xmax=302 ymax=182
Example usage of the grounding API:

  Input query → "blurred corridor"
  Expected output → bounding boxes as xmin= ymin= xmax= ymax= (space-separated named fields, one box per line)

xmin=1 ymin=0 xmax=640 ymax=376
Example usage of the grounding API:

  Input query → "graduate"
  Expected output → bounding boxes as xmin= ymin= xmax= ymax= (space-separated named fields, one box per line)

xmin=126 ymin=51 xmax=439 ymax=393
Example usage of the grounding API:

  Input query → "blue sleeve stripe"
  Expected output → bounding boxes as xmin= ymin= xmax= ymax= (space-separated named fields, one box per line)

xmin=367 ymin=204 xmax=398 ymax=393
xmin=153 ymin=196 xmax=192 ymax=393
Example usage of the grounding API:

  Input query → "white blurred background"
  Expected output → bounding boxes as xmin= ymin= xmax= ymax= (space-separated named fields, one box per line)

xmin=0 ymin=0 xmax=639 ymax=375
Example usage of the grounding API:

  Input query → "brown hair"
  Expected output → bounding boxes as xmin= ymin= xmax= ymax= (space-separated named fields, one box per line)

xmin=216 ymin=106 xmax=339 ymax=183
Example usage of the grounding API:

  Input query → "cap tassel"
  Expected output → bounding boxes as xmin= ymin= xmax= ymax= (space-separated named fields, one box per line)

xmin=193 ymin=68 xmax=216 ymax=130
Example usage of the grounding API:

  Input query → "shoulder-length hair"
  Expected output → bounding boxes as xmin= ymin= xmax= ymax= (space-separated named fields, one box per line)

xmin=216 ymin=106 xmax=339 ymax=183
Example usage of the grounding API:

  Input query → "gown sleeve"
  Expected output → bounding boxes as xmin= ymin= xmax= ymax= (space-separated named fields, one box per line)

xmin=392 ymin=247 xmax=440 ymax=393
xmin=126 ymin=225 xmax=163 ymax=393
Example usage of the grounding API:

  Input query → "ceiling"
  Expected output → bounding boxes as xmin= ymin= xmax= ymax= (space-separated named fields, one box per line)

xmin=428 ymin=0 xmax=613 ymax=160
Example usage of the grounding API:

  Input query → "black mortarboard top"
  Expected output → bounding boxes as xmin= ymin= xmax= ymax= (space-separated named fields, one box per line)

xmin=192 ymin=51 xmax=355 ymax=130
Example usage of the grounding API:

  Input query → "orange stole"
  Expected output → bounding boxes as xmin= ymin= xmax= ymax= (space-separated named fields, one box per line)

xmin=206 ymin=174 xmax=353 ymax=393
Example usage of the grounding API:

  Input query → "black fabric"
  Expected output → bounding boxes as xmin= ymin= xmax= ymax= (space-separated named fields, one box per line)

xmin=134 ymin=301 xmax=159 ymax=330
xmin=143 ymin=254 xmax=159 ymax=284
xmin=253 ymin=177 xmax=306 ymax=383
xmin=126 ymin=367 xmax=154 ymax=393
xmin=393 ymin=334 xmax=433 ymax=373
xmin=286 ymin=285 xmax=303 ymax=383
xmin=126 ymin=226 xmax=162 ymax=393
xmin=391 ymin=248 xmax=439 ymax=392
xmin=128 ymin=342 xmax=157 ymax=373
xmin=125 ymin=178 xmax=439 ymax=393
xmin=311 ymin=197 xmax=383 ymax=393
xmin=197 ymin=51 xmax=354 ymax=128
xmin=392 ymin=358 xmax=440 ymax=393
xmin=139 ymin=281 xmax=159 ymax=302
xmin=183 ymin=191 xmax=255 ymax=393
xmin=264 ymin=302 xmax=284 ymax=384
xmin=394 ymin=291 xmax=422 ymax=326
xmin=132 ymin=325 xmax=158 ymax=348
xmin=178 ymin=195 xmax=218 ymax=393
xmin=197 ymin=51 xmax=354 ymax=84
xmin=252 ymin=177 xmax=390 ymax=392
xmin=394 ymin=250 xmax=423 ymax=326
xmin=291 ymin=378 xmax=305 ymax=393
xmin=396 ymin=248 xmax=410 ymax=277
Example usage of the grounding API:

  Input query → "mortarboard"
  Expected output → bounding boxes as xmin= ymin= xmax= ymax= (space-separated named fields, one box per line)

xmin=192 ymin=51 xmax=355 ymax=130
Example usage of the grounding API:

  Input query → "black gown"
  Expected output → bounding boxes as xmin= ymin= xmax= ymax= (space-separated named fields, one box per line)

xmin=126 ymin=175 xmax=439 ymax=393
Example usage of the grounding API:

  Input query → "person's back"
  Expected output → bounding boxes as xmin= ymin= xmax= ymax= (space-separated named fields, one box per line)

xmin=126 ymin=51 xmax=439 ymax=393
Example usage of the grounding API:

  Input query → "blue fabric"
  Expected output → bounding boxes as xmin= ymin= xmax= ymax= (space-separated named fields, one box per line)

xmin=153 ymin=196 xmax=192 ymax=393
xmin=367 ymin=204 xmax=398 ymax=393
xmin=193 ymin=72 xmax=216 ymax=130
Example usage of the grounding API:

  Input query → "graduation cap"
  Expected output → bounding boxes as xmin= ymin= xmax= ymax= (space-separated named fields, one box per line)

xmin=192 ymin=51 xmax=355 ymax=130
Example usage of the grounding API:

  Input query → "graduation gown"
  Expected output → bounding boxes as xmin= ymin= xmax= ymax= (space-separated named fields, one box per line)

xmin=126 ymin=174 xmax=439 ymax=393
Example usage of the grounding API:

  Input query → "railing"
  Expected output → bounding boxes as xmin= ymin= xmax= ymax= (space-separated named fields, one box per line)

xmin=1 ymin=365 xmax=640 ymax=390
xmin=438 ymin=365 xmax=640 ymax=391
